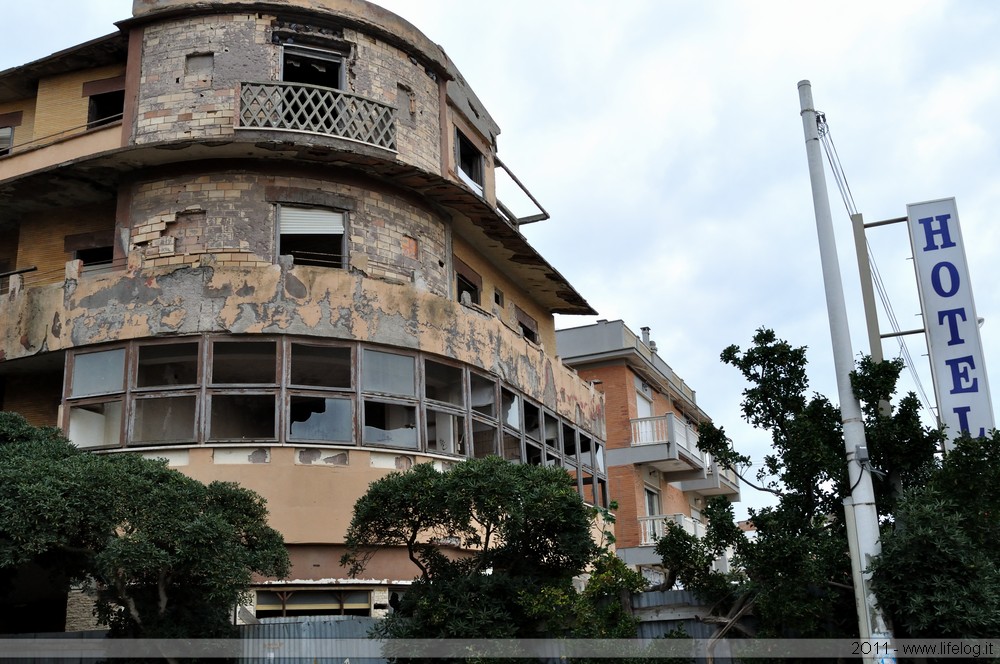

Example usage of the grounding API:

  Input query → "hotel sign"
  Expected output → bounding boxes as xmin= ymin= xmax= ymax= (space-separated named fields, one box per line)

xmin=906 ymin=198 xmax=994 ymax=445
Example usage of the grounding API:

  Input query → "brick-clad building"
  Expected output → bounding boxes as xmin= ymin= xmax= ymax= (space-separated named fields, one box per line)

xmin=0 ymin=0 xmax=607 ymax=629
xmin=557 ymin=320 xmax=741 ymax=584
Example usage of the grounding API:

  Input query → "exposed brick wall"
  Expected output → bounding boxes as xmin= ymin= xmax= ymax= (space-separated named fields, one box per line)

xmin=1 ymin=373 xmax=62 ymax=427
xmin=15 ymin=203 xmax=117 ymax=288
xmin=33 ymin=64 xmax=125 ymax=142
xmin=135 ymin=14 xmax=273 ymax=144
xmin=346 ymin=27 xmax=441 ymax=174
xmin=127 ymin=170 xmax=449 ymax=295
xmin=64 ymin=586 xmax=103 ymax=632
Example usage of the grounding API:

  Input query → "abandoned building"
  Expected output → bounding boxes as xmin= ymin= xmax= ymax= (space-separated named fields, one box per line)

xmin=557 ymin=320 xmax=740 ymax=584
xmin=0 ymin=0 xmax=610 ymax=629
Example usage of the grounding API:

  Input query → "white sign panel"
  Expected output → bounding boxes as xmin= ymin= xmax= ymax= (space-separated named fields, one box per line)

xmin=906 ymin=198 xmax=994 ymax=445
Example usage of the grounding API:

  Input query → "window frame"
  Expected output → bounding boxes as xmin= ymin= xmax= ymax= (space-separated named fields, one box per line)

xmin=276 ymin=204 xmax=348 ymax=269
xmin=455 ymin=128 xmax=484 ymax=194
xmin=281 ymin=44 xmax=346 ymax=90
xmin=453 ymin=256 xmax=482 ymax=306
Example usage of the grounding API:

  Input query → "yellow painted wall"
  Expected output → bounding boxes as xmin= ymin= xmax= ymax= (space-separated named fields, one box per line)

xmin=33 ymin=64 xmax=125 ymax=142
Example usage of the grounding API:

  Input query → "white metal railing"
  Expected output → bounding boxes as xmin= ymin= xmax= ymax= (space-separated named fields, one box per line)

xmin=630 ymin=413 xmax=704 ymax=461
xmin=638 ymin=513 xmax=706 ymax=545
xmin=237 ymin=82 xmax=396 ymax=151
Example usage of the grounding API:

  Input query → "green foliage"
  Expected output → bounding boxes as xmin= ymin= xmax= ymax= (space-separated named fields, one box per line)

xmin=667 ymin=329 xmax=942 ymax=639
xmin=0 ymin=411 xmax=289 ymax=638
xmin=342 ymin=457 xmax=646 ymax=656
xmin=871 ymin=434 xmax=1000 ymax=637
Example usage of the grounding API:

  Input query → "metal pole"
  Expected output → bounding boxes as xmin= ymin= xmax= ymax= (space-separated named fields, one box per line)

xmin=797 ymin=81 xmax=893 ymax=650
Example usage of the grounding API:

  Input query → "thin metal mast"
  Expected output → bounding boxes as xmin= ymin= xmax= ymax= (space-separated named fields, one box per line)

xmin=797 ymin=80 xmax=893 ymax=648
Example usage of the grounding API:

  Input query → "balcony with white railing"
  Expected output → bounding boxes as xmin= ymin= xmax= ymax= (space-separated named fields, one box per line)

xmin=679 ymin=455 xmax=741 ymax=499
xmin=638 ymin=513 xmax=707 ymax=546
xmin=606 ymin=413 xmax=706 ymax=479
xmin=236 ymin=82 xmax=396 ymax=151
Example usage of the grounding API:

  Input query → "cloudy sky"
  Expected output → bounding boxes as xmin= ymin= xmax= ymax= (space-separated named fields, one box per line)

xmin=4 ymin=1 xmax=999 ymax=518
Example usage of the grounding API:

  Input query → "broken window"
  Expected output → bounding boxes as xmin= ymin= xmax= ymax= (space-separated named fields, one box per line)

xmin=278 ymin=206 xmax=346 ymax=269
xmin=523 ymin=401 xmax=541 ymax=443
xmin=515 ymin=305 xmax=539 ymax=344
xmin=471 ymin=419 xmax=497 ymax=458
xmin=289 ymin=396 xmax=352 ymax=442
xmin=212 ymin=341 xmax=277 ymax=384
xmin=469 ymin=372 xmax=496 ymax=417
xmin=68 ymin=401 xmax=123 ymax=449
xmin=426 ymin=409 xmax=465 ymax=456
xmin=133 ymin=396 xmax=197 ymax=444
xmin=137 ymin=342 xmax=199 ymax=387
xmin=255 ymin=589 xmax=370 ymax=618
xmin=500 ymin=388 xmax=520 ymax=429
xmin=290 ymin=343 xmax=351 ymax=388
xmin=87 ymin=90 xmax=125 ymax=129
xmin=425 ymin=359 xmax=464 ymax=407
xmin=501 ymin=431 xmax=522 ymax=462
xmin=282 ymin=45 xmax=344 ymax=89
xmin=453 ymin=256 xmax=481 ymax=306
xmin=0 ymin=126 xmax=12 ymax=156
xmin=209 ymin=394 xmax=276 ymax=440
xmin=455 ymin=128 xmax=484 ymax=194
xmin=363 ymin=400 xmax=417 ymax=448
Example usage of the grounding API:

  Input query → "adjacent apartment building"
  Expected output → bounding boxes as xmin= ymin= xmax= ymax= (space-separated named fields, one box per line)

xmin=557 ymin=320 xmax=740 ymax=584
xmin=0 ymin=0 xmax=609 ymax=628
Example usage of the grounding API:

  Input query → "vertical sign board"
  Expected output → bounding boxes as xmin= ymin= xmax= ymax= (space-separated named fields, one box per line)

xmin=906 ymin=197 xmax=994 ymax=446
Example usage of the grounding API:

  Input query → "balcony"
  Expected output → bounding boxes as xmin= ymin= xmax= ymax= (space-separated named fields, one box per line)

xmin=679 ymin=456 xmax=741 ymax=499
xmin=639 ymin=513 xmax=708 ymax=545
xmin=236 ymin=82 xmax=396 ymax=151
xmin=606 ymin=413 xmax=706 ymax=479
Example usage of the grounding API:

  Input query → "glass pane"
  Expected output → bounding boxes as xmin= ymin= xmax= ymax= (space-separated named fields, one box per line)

xmin=501 ymin=389 xmax=520 ymax=429
xmin=289 ymin=396 xmax=353 ymax=442
xmin=212 ymin=341 xmax=276 ymax=384
xmin=210 ymin=394 xmax=276 ymax=439
xmin=595 ymin=443 xmax=606 ymax=473
xmin=502 ymin=431 xmax=521 ymax=462
xmin=581 ymin=470 xmax=595 ymax=505
xmin=425 ymin=360 xmax=464 ymax=407
xmin=291 ymin=344 xmax=351 ymax=388
xmin=470 ymin=373 xmax=496 ymax=417
xmin=472 ymin=420 xmax=496 ymax=458
xmin=523 ymin=402 xmax=541 ymax=441
xmin=133 ymin=396 xmax=197 ymax=444
xmin=426 ymin=409 xmax=465 ymax=456
xmin=137 ymin=343 xmax=199 ymax=387
xmin=363 ymin=401 xmax=417 ymax=448
xmin=68 ymin=400 xmax=122 ymax=448
xmin=362 ymin=350 xmax=415 ymax=396
xmin=71 ymin=349 xmax=125 ymax=397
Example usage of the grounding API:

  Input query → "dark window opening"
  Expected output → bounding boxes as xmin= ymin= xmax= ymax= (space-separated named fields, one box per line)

xmin=515 ymin=305 xmax=539 ymax=344
xmin=76 ymin=246 xmax=114 ymax=268
xmin=363 ymin=401 xmax=417 ymax=448
xmin=494 ymin=288 xmax=504 ymax=308
xmin=456 ymin=273 xmax=480 ymax=306
xmin=278 ymin=206 xmax=346 ymax=269
xmin=0 ymin=127 xmax=12 ymax=156
xmin=456 ymin=129 xmax=484 ymax=188
xmin=282 ymin=47 xmax=343 ymax=89
xmin=88 ymin=90 xmax=125 ymax=129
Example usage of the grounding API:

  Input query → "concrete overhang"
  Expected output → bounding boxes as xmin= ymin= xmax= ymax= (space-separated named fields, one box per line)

xmin=0 ymin=134 xmax=594 ymax=315
xmin=0 ymin=33 xmax=128 ymax=104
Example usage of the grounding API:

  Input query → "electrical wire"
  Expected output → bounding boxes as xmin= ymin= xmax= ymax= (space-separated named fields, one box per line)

xmin=815 ymin=112 xmax=936 ymax=420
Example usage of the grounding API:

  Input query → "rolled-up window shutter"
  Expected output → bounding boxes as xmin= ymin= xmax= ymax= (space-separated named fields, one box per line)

xmin=279 ymin=206 xmax=344 ymax=234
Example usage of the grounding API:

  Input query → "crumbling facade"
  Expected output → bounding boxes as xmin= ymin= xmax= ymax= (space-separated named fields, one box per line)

xmin=0 ymin=0 xmax=607 ymax=627
xmin=557 ymin=320 xmax=739 ymax=584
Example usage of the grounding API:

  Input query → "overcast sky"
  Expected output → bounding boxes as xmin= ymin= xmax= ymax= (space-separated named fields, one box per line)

xmin=4 ymin=1 xmax=999 ymax=519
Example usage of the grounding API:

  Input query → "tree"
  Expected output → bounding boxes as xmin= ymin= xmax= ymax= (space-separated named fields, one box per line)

xmin=870 ymin=433 xmax=1000 ymax=637
xmin=341 ymin=456 xmax=646 ymax=655
xmin=659 ymin=329 xmax=941 ymax=639
xmin=0 ymin=411 xmax=290 ymax=639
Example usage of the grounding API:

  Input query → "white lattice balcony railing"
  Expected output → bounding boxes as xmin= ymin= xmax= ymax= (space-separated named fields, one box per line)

xmin=237 ymin=82 xmax=396 ymax=151
xmin=638 ymin=513 xmax=707 ymax=545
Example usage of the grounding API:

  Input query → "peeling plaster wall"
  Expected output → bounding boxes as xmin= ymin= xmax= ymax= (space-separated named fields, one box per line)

xmin=126 ymin=169 xmax=449 ymax=295
xmin=0 ymin=264 xmax=602 ymax=432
